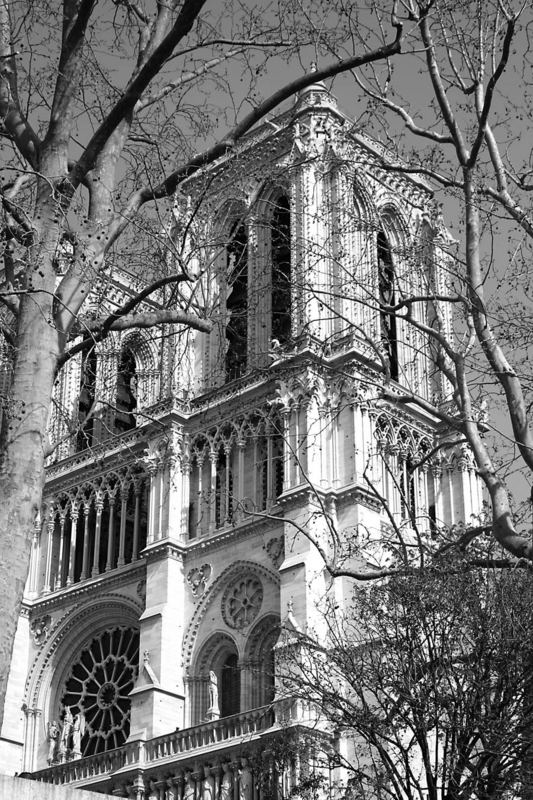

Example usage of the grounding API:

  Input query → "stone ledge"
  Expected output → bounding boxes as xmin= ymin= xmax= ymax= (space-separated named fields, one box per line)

xmin=0 ymin=774 xmax=115 ymax=799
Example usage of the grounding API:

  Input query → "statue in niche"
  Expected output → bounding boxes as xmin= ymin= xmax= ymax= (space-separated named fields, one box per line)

xmin=202 ymin=765 xmax=215 ymax=800
xmin=220 ymin=762 xmax=233 ymax=800
xmin=183 ymin=770 xmax=196 ymax=800
xmin=166 ymin=777 xmax=177 ymax=800
xmin=71 ymin=710 xmax=85 ymax=757
xmin=58 ymin=706 xmax=73 ymax=757
xmin=239 ymin=758 xmax=252 ymax=800
xmin=206 ymin=670 xmax=220 ymax=720
xmin=46 ymin=720 xmax=60 ymax=764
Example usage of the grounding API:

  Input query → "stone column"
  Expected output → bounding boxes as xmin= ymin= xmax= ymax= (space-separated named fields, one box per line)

xmin=26 ymin=513 xmax=42 ymax=598
xmin=66 ymin=505 xmax=79 ymax=586
xmin=80 ymin=502 xmax=91 ymax=580
xmin=105 ymin=495 xmax=116 ymax=571
xmin=91 ymin=496 xmax=103 ymax=576
xmin=117 ymin=484 xmax=128 ymax=566
xmin=54 ymin=511 xmax=67 ymax=589
xmin=42 ymin=512 xmax=55 ymax=594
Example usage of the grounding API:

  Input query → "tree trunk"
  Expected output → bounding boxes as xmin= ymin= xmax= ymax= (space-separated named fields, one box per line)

xmin=0 ymin=290 xmax=59 ymax=730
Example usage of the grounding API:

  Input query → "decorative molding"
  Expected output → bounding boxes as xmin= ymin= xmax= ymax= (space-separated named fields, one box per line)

xmin=221 ymin=576 xmax=263 ymax=630
xmin=185 ymin=513 xmax=283 ymax=557
xmin=24 ymin=594 xmax=143 ymax=709
xmin=31 ymin=615 xmax=52 ymax=646
xmin=182 ymin=561 xmax=280 ymax=668
xmin=143 ymin=541 xmax=186 ymax=562
xmin=27 ymin=561 xmax=146 ymax=614
xmin=264 ymin=537 xmax=284 ymax=569
xmin=186 ymin=564 xmax=212 ymax=598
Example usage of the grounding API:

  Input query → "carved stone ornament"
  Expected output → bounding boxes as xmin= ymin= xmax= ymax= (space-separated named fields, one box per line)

xmin=31 ymin=614 xmax=52 ymax=646
xmin=187 ymin=564 xmax=212 ymax=597
xmin=222 ymin=575 xmax=263 ymax=629
xmin=265 ymin=536 xmax=284 ymax=569
xmin=60 ymin=626 xmax=139 ymax=757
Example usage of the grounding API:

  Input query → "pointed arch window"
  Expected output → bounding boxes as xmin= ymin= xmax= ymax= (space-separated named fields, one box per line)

xmin=215 ymin=445 xmax=233 ymax=528
xmin=77 ymin=347 xmax=97 ymax=451
xmin=225 ymin=220 xmax=248 ymax=381
xmin=377 ymin=229 xmax=399 ymax=381
xmin=220 ymin=652 xmax=240 ymax=717
xmin=271 ymin=194 xmax=292 ymax=344
xmin=399 ymin=455 xmax=416 ymax=521
xmin=115 ymin=346 xmax=137 ymax=433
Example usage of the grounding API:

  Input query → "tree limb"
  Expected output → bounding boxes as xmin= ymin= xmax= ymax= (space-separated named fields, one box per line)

xmin=0 ymin=0 xmax=40 ymax=168
xmin=106 ymin=29 xmax=405 ymax=246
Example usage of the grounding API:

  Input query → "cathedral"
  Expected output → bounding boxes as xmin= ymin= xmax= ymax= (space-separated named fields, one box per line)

xmin=0 ymin=80 xmax=482 ymax=797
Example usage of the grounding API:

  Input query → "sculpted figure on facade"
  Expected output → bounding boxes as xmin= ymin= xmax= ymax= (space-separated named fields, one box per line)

xmin=71 ymin=710 xmax=85 ymax=758
xmin=219 ymin=762 xmax=233 ymax=800
xmin=166 ymin=776 xmax=178 ymax=800
xmin=201 ymin=765 xmax=215 ymax=800
xmin=183 ymin=769 xmax=196 ymax=800
xmin=238 ymin=758 xmax=253 ymax=800
xmin=46 ymin=720 xmax=60 ymax=765
xmin=206 ymin=670 xmax=220 ymax=720
xmin=58 ymin=706 xmax=73 ymax=758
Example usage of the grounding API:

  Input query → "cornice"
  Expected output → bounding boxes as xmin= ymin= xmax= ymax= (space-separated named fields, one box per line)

xmin=276 ymin=482 xmax=382 ymax=513
xmin=143 ymin=540 xmax=186 ymax=562
xmin=185 ymin=513 xmax=283 ymax=559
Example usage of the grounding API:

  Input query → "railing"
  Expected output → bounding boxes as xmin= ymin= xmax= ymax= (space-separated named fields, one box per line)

xmin=146 ymin=706 xmax=274 ymax=762
xmin=32 ymin=706 xmax=275 ymax=786
xmin=34 ymin=739 xmax=143 ymax=785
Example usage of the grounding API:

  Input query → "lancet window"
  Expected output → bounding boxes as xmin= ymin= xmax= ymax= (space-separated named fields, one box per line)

xmin=246 ymin=615 xmax=278 ymax=710
xmin=114 ymin=345 xmax=137 ymax=433
xmin=215 ymin=445 xmax=234 ymax=528
xmin=76 ymin=347 xmax=97 ymax=451
xmin=377 ymin=229 xmax=399 ymax=381
xmin=225 ymin=220 xmax=248 ymax=381
xmin=271 ymin=194 xmax=292 ymax=345
xmin=220 ymin=652 xmax=240 ymax=717
xmin=190 ymin=634 xmax=240 ymax=724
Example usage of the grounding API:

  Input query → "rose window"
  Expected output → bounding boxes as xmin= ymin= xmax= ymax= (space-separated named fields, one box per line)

xmin=223 ymin=576 xmax=263 ymax=629
xmin=60 ymin=627 xmax=139 ymax=755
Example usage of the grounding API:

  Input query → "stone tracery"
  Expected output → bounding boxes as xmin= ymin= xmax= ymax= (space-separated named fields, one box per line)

xmin=58 ymin=626 xmax=139 ymax=757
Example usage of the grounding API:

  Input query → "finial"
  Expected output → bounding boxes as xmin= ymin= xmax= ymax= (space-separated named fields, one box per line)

xmin=310 ymin=60 xmax=317 ymax=73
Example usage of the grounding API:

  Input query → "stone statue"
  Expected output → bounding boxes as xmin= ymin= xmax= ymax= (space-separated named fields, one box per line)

xmin=206 ymin=670 xmax=219 ymax=720
xmin=201 ymin=765 xmax=215 ymax=800
xmin=220 ymin=762 xmax=233 ymax=800
xmin=71 ymin=710 xmax=85 ymax=757
xmin=46 ymin=720 xmax=60 ymax=764
xmin=183 ymin=770 xmax=195 ymax=800
xmin=238 ymin=758 xmax=252 ymax=800
xmin=166 ymin=777 xmax=177 ymax=800
xmin=59 ymin=706 xmax=73 ymax=756
xmin=208 ymin=671 xmax=218 ymax=709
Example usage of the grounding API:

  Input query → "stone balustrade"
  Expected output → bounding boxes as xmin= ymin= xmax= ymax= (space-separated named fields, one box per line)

xmin=32 ymin=739 xmax=143 ymax=786
xmin=31 ymin=706 xmax=276 ymax=795
xmin=146 ymin=706 xmax=274 ymax=762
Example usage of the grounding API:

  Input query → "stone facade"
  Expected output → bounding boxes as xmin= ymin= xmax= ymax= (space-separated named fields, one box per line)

xmin=1 ymin=84 xmax=482 ymax=797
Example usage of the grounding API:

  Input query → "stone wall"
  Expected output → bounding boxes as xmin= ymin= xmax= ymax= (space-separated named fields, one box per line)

xmin=0 ymin=774 xmax=114 ymax=800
